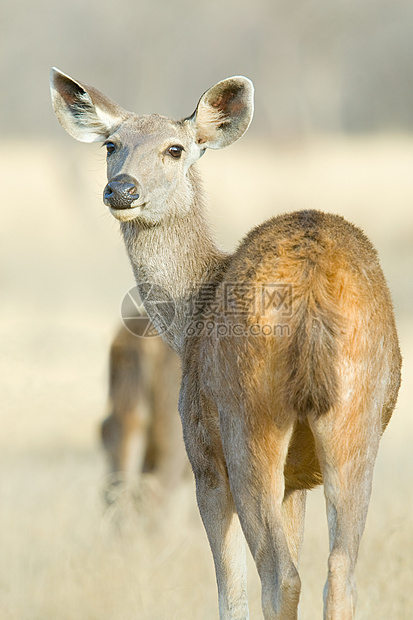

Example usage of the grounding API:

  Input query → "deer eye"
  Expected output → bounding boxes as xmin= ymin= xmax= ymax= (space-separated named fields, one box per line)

xmin=104 ymin=141 xmax=116 ymax=155
xmin=167 ymin=145 xmax=184 ymax=159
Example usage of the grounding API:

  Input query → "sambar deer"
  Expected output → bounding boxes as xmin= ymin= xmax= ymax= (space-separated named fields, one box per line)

xmin=101 ymin=321 xmax=186 ymax=506
xmin=50 ymin=68 xmax=401 ymax=619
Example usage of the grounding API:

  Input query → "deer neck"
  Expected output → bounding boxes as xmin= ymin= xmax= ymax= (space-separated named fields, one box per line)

xmin=120 ymin=168 xmax=229 ymax=354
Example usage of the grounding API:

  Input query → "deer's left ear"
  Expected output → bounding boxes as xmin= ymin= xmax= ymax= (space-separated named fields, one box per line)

xmin=50 ymin=68 xmax=130 ymax=142
xmin=188 ymin=76 xmax=254 ymax=150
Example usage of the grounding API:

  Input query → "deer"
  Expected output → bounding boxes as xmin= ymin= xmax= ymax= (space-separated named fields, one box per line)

xmin=101 ymin=320 xmax=187 ymax=507
xmin=50 ymin=68 xmax=402 ymax=620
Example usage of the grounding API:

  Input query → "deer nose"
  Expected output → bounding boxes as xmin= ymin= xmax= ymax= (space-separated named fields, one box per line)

xmin=103 ymin=174 xmax=140 ymax=209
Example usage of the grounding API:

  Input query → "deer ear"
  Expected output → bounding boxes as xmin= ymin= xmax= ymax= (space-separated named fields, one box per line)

xmin=50 ymin=68 xmax=129 ymax=142
xmin=190 ymin=76 xmax=254 ymax=149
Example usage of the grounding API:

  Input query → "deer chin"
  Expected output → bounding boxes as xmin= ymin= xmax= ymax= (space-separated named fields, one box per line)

xmin=108 ymin=203 xmax=147 ymax=222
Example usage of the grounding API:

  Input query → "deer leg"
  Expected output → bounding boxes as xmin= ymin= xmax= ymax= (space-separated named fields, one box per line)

xmin=282 ymin=489 xmax=307 ymax=570
xmin=101 ymin=396 xmax=149 ymax=475
xmin=309 ymin=408 xmax=381 ymax=620
xmin=195 ymin=471 xmax=249 ymax=620
xmin=101 ymin=406 xmax=149 ymax=504
xmin=282 ymin=489 xmax=307 ymax=620
xmin=223 ymin=417 xmax=301 ymax=620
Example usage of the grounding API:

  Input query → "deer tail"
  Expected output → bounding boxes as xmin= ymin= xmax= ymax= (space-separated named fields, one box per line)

xmin=282 ymin=274 xmax=342 ymax=421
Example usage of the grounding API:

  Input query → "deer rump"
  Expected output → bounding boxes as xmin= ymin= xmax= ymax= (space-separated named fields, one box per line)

xmin=203 ymin=209 xmax=392 ymax=492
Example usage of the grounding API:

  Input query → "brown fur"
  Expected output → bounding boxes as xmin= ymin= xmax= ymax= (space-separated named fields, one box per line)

xmin=51 ymin=69 xmax=402 ymax=620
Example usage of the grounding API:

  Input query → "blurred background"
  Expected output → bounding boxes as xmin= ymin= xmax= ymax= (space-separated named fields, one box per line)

xmin=1 ymin=1 xmax=412 ymax=618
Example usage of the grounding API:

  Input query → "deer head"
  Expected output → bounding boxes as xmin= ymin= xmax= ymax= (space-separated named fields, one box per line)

xmin=50 ymin=69 xmax=254 ymax=225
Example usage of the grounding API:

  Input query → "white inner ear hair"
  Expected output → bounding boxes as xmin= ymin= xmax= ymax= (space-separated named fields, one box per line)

xmin=196 ymin=101 xmax=229 ymax=144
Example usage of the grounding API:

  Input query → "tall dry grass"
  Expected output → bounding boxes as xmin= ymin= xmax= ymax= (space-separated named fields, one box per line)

xmin=0 ymin=136 xmax=412 ymax=619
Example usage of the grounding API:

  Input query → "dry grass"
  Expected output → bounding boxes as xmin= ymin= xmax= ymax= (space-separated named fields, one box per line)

xmin=0 ymin=136 xmax=412 ymax=619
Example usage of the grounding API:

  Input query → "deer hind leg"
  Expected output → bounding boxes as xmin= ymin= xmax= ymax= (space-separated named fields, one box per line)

xmin=194 ymin=468 xmax=249 ymax=620
xmin=282 ymin=489 xmax=307 ymax=571
xmin=282 ymin=489 xmax=307 ymax=620
xmin=309 ymin=404 xmax=381 ymax=620
xmin=221 ymin=411 xmax=301 ymax=620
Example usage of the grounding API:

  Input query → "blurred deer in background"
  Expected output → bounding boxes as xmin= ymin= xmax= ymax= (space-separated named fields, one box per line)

xmin=51 ymin=68 xmax=401 ymax=620
xmin=101 ymin=318 xmax=187 ymax=506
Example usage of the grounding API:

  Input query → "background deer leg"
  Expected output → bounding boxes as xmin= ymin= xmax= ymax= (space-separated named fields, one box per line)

xmin=101 ymin=327 xmax=150 ymax=503
xmin=101 ymin=402 xmax=149 ymax=501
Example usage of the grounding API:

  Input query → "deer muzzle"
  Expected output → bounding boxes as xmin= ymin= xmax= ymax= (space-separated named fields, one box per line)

xmin=103 ymin=174 xmax=141 ymax=209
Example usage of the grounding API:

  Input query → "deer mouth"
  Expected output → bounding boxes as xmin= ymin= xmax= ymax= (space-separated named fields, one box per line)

xmin=108 ymin=202 xmax=148 ymax=221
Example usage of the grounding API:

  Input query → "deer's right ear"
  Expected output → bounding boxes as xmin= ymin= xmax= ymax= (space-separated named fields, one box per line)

xmin=50 ymin=68 xmax=129 ymax=142
xmin=189 ymin=76 xmax=254 ymax=150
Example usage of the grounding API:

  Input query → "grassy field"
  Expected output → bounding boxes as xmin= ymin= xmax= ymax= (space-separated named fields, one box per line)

xmin=0 ymin=136 xmax=412 ymax=619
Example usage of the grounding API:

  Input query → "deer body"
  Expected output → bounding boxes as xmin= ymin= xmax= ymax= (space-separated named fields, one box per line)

xmin=51 ymin=69 xmax=401 ymax=619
